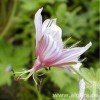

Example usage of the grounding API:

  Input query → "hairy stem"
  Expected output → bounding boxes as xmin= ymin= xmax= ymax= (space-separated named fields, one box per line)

xmin=70 ymin=66 xmax=91 ymax=84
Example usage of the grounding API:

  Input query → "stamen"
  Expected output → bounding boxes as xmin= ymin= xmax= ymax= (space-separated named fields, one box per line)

xmin=80 ymin=58 xmax=87 ymax=62
xmin=64 ymin=37 xmax=71 ymax=47
xmin=69 ymin=41 xmax=81 ymax=48
xmin=47 ymin=20 xmax=53 ymax=27
xmin=49 ymin=20 xmax=53 ymax=26
xmin=47 ymin=20 xmax=51 ymax=27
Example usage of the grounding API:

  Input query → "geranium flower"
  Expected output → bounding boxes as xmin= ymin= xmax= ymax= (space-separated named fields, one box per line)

xmin=15 ymin=8 xmax=92 ymax=84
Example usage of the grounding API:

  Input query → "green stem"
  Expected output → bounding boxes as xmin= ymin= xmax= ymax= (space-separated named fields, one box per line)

xmin=0 ymin=0 xmax=17 ymax=38
xmin=70 ymin=66 xmax=91 ymax=84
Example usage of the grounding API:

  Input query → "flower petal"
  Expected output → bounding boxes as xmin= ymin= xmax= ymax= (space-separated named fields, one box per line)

xmin=37 ymin=34 xmax=61 ymax=65
xmin=43 ymin=19 xmax=63 ymax=49
xmin=52 ymin=42 xmax=92 ymax=65
xmin=34 ymin=8 xmax=43 ymax=49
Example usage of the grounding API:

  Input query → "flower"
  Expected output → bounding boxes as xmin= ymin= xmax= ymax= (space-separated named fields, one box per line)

xmin=15 ymin=8 xmax=92 ymax=83
xmin=32 ymin=8 xmax=92 ymax=72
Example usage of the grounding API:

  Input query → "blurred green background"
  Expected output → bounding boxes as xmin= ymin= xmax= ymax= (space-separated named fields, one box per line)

xmin=0 ymin=0 xmax=99 ymax=100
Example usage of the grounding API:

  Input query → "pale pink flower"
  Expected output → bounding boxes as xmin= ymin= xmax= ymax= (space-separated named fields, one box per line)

xmin=16 ymin=8 xmax=92 ymax=82
xmin=32 ymin=8 xmax=92 ymax=72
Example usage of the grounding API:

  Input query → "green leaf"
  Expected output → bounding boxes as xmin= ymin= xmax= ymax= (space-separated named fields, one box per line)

xmin=50 ymin=67 xmax=78 ymax=89
xmin=0 ymin=39 xmax=31 ymax=85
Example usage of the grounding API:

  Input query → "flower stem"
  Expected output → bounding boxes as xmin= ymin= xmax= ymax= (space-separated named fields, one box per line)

xmin=70 ymin=66 xmax=91 ymax=84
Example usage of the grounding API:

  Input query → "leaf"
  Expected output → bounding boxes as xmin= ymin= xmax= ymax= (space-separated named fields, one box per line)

xmin=0 ymin=39 xmax=31 ymax=85
xmin=50 ymin=67 xmax=77 ymax=89
xmin=80 ymin=68 xmax=95 ymax=83
xmin=80 ymin=67 xmax=100 ymax=84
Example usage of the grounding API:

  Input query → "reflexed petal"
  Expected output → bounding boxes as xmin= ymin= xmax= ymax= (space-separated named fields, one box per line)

xmin=78 ymin=79 xmax=85 ymax=100
xmin=52 ymin=42 xmax=92 ymax=65
xmin=34 ymin=8 xmax=43 ymax=48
